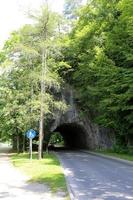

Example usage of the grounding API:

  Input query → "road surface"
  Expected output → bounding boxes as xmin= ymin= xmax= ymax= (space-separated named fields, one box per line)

xmin=57 ymin=151 xmax=133 ymax=200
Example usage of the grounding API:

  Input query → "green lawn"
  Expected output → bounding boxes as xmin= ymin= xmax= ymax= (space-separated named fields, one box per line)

xmin=95 ymin=150 xmax=133 ymax=161
xmin=11 ymin=152 xmax=69 ymax=198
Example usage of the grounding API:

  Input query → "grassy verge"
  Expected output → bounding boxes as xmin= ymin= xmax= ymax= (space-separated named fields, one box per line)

xmin=11 ymin=152 xmax=69 ymax=198
xmin=95 ymin=150 xmax=133 ymax=161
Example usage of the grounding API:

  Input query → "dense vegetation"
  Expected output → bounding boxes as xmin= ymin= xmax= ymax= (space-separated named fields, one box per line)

xmin=0 ymin=0 xmax=133 ymax=154
xmin=64 ymin=0 xmax=133 ymax=149
xmin=0 ymin=5 xmax=67 ymax=156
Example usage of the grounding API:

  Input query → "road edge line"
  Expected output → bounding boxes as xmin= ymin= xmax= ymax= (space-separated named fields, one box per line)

xmin=81 ymin=150 xmax=133 ymax=167
xmin=52 ymin=151 xmax=77 ymax=200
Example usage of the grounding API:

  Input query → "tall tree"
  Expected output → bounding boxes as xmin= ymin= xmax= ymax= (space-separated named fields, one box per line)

xmin=30 ymin=3 xmax=62 ymax=159
xmin=64 ymin=0 xmax=133 ymax=146
xmin=0 ymin=3 xmax=67 ymax=155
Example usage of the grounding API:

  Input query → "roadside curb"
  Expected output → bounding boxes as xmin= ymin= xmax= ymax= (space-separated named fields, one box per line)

xmin=81 ymin=150 xmax=133 ymax=167
xmin=53 ymin=152 xmax=77 ymax=200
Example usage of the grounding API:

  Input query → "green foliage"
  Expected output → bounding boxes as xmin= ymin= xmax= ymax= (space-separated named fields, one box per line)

xmin=50 ymin=132 xmax=64 ymax=145
xmin=64 ymin=0 xmax=133 ymax=146
xmin=112 ymin=144 xmax=128 ymax=154
xmin=63 ymin=0 xmax=83 ymax=19
xmin=0 ymin=5 xmax=68 ymax=145
xmin=0 ymin=0 xmax=133 ymax=149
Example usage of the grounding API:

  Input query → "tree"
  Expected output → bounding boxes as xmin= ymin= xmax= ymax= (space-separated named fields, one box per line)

xmin=63 ymin=0 xmax=83 ymax=19
xmin=0 ymin=3 xmax=68 ymax=155
xmin=29 ymin=4 xmax=65 ymax=159
xmin=63 ymin=0 xmax=133 ymax=147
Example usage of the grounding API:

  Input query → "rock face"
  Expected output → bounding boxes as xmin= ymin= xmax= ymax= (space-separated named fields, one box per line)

xmin=50 ymin=86 xmax=115 ymax=150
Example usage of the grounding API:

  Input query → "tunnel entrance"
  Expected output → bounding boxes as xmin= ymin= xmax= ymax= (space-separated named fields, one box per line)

xmin=52 ymin=123 xmax=88 ymax=149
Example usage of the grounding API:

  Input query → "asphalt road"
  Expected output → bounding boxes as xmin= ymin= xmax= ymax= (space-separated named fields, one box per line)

xmin=57 ymin=151 xmax=133 ymax=200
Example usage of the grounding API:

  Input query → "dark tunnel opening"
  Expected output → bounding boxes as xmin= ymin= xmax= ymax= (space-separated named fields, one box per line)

xmin=53 ymin=123 xmax=88 ymax=149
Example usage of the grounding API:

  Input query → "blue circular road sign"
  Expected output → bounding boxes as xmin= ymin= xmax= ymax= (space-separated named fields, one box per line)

xmin=26 ymin=129 xmax=37 ymax=139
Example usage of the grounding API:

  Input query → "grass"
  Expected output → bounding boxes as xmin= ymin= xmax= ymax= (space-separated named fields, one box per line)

xmin=11 ymin=152 xmax=69 ymax=198
xmin=95 ymin=150 xmax=133 ymax=161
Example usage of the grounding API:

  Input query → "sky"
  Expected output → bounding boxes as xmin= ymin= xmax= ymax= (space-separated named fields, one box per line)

xmin=0 ymin=0 xmax=64 ymax=48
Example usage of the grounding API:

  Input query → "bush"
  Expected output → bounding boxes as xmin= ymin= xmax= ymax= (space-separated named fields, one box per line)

xmin=128 ymin=146 xmax=133 ymax=155
xmin=112 ymin=144 xmax=128 ymax=154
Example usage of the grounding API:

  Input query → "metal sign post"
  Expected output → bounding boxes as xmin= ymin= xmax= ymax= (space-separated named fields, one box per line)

xmin=26 ymin=129 xmax=37 ymax=160
xmin=29 ymin=138 xmax=32 ymax=160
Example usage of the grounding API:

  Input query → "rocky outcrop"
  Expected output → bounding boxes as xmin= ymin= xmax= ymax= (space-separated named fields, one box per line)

xmin=50 ymin=86 xmax=115 ymax=150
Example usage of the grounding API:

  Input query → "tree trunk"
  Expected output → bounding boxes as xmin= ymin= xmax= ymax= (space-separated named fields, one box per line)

xmin=12 ymin=134 xmax=17 ymax=151
xmin=38 ymin=48 xmax=47 ymax=159
xmin=38 ymin=110 xmax=44 ymax=159
xmin=38 ymin=2 xmax=49 ymax=159
xmin=22 ymin=134 xmax=26 ymax=153
xmin=16 ymin=134 xmax=20 ymax=153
